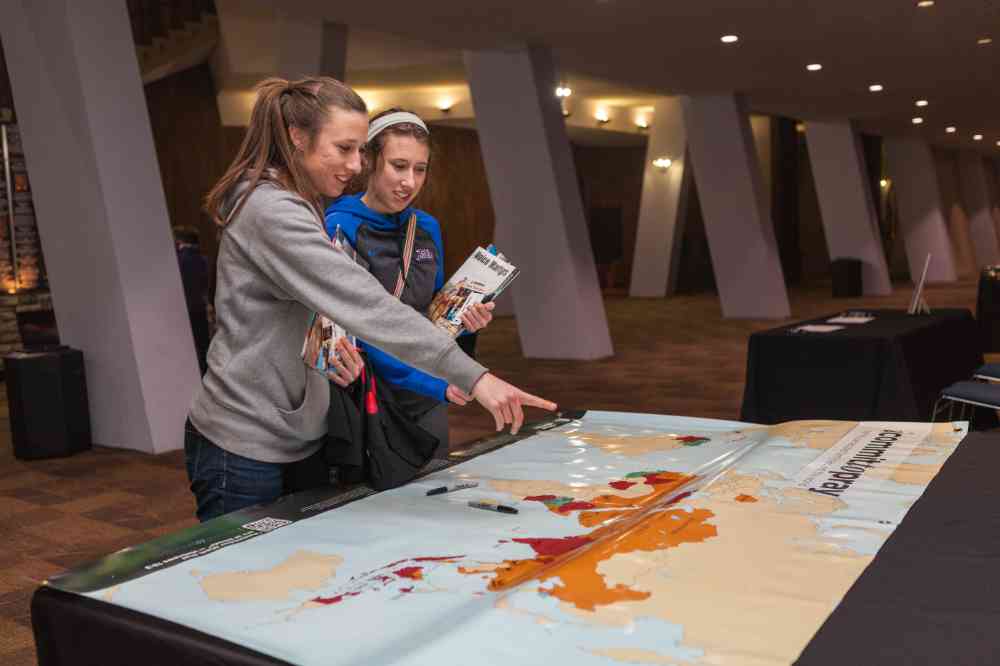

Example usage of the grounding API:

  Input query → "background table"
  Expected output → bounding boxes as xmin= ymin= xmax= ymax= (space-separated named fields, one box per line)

xmin=740 ymin=308 xmax=987 ymax=425
xmin=976 ymin=267 xmax=1000 ymax=353
xmin=31 ymin=428 xmax=1000 ymax=666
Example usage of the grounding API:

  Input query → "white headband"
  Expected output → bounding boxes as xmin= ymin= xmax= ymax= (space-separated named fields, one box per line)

xmin=367 ymin=112 xmax=429 ymax=142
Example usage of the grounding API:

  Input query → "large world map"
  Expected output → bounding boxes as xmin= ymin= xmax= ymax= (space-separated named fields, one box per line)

xmin=77 ymin=412 xmax=966 ymax=665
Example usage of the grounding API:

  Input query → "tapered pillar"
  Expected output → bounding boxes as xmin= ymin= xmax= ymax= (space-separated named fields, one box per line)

xmin=805 ymin=120 xmax=892 ymax=295
xmin=630 ymin=97 xmax=689 ymax=297
xmin=884 ymin=137 xmax=958 ymax=282
xmin=464 ymin=46 xmax=612 ymax=359
xmin=682 ymin=94 xmax=790 ymax=318
xmin=958 ymin=152 xmax=1000 ymax=268
xmin=934 ymin=151 xmax=978 ymax=278
xmin=0 ymin=0 xmax=200 ymax=452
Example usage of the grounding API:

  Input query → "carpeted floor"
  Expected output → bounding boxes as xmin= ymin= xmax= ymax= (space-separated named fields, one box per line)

xmin=0 ymin=280 xmax=985 ymax=665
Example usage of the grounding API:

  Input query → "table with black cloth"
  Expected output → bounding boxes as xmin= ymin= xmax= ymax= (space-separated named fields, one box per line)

xmin=740 ymin=308 xmax=988 ymax=425
xmin=976 ymin=266 xmax=1000 ymax=353
xmin=30 ymin=429 xmax=1000 ymax=666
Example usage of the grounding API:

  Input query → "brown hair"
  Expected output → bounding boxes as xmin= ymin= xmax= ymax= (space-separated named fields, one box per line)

xmin=351 ymin=107 xmax=431 ymax=194
xmin=204 ymin=77 xmax=367 ymax=227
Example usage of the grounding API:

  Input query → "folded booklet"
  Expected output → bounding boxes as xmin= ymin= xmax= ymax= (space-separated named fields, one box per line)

xmin=427 ymin=246 xmax=519 ymax=337
xmin=301 ymin=226 xmax=367 ymax=374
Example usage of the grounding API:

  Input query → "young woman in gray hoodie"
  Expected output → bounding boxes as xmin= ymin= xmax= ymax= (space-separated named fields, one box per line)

xmin=186 ymin=77 xmax=555 ymax=521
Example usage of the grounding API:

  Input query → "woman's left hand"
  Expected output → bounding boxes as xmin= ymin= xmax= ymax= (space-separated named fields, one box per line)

xmin=327 ymin=338 xmax=364 ymax=387
xmin=460 ymin=301 xmax=495 ymax=333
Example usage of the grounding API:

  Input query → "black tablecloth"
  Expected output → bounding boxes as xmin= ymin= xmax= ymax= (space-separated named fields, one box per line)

xmin=976 ymin=268 xmax=1000 ymax=353
xmin=32 ymin=430 xmax=1000 ymax=666
xmin=741 ymin=309 xmax=988 ymax=424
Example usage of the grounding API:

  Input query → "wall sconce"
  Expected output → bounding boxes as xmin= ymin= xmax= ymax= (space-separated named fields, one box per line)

xmin=652 ymin=157 xmax=672 ymax=170
xmin=635 ymin=116 xmax=650 ymax=130
xmin=595 ymin=108 xmax=610 ymax=125
xmin=437 ymin=98 xmax=454 ymax=113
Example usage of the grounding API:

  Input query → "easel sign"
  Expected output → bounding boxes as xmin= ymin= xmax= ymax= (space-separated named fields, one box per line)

xmin=907 ymin=253 xmax=931 ymax=315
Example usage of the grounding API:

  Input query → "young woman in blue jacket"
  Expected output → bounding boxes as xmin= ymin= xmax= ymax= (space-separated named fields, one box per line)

xmin=325 ymin=108 xmax=494 ymax=456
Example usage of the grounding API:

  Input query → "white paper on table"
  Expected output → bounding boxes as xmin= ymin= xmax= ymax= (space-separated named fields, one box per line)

xmin=826 ymin=315 xmax=875 ymax=325
xmin=791 ymin=324 xmax=846 ymax=334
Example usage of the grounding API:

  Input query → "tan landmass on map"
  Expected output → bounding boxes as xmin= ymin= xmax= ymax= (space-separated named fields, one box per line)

xmin=487 ymin=478 xmax=655 ymax=503
xmin=199 ymin=550 xmax=342 ymax=602
xmin=564 ymin=430 xmax=704 ymax=457
xmin=761 ymin=420 xmax=857 ymax=450
xmin=567 ymin=473 xmax=864 ymax=666
xmin=863 ymin=461 xmax=941 ymax=486
xmin=588 ymin=648 xmax=682 ymax=664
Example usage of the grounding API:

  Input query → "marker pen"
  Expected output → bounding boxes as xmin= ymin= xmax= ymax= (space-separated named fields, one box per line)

xmin=468 ymin=500 xmax=519 ymax=515
xmin=425 ymin=482 xmax=479 ymax=496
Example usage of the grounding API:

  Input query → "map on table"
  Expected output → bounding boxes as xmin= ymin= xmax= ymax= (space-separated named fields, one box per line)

xmin=49 ymin=411 xmax=967 ymax=666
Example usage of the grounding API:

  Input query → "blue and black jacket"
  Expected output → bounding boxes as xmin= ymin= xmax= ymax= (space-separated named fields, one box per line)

xmin=324 ymin=194 xmax=449 ymax=403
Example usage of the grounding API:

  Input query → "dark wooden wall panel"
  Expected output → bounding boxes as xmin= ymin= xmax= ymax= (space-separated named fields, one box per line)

xmin=416 ymin=126 xmax=496 ymax=278
xmin=144 ymin=62 xmax=229 ymax=261
xmin=572 ymin=144 xmax=646 ymax=289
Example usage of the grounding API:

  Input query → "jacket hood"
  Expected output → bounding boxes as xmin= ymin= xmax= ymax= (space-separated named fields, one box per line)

xmin=327 ymin=193 xmax=412 ymax=230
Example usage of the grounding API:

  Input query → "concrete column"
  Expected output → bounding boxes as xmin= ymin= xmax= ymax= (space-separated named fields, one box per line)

xmin=213 ymin=0 xmax=326 ymax=125
xmin=0 ymin=0 xmax=200 ymax=452
xmin=681 ymin=94 xmax=790 ymax=318
xmin=884 ymin=137 xmax=958 ymax=282
xmin=464 ymin=46 xmax=613 ymax=359
xmin=804 ymin=120 xmax=892 ymax=295
xmin=957 ymin=152 xmax=1000 ymax=268
xmin=934 ymin=151 xmax=978 ymax=278
xmin=629 ymin=97 xmax=690 ymax=298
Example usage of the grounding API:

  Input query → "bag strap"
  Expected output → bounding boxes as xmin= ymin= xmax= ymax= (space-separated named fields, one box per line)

xmin=391 ymin=212 xmax=419 ymax=299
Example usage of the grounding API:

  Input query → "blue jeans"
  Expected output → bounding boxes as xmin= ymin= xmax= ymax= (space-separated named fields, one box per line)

xmin=184 ymin=420 xmax=328 ymax=522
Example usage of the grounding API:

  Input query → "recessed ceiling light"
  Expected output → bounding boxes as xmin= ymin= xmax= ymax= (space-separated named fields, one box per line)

xmin=721 ymin=35 xmax=739 ymax=43
xmin=869 ymin=84 xmax=884 ymax=92
xmin=978 ymin=37 xmax=993 ymax=45
xmin=974 ymin=134 xmax=983 ymax=140
xmin=912 ymin=117 xmax=924 ymax=124
xmin=915 ymin=99 xmax=928 ymax=107
xmin=916 ymin=0 xmax=934 ymax=7
xmin=946 ymin=126 xmax=956 ymax=133
xmin=806 ymin=63 xmax=823 ymax=71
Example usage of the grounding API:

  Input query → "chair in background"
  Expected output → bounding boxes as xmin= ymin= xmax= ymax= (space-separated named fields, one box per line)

xmin=972 ymin=363 xmax=1000 ymax=381
xmin=933 ymin=377 xmax=1000 ymax=427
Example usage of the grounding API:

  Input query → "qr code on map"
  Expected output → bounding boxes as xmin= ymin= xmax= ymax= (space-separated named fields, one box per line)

xmin=242 ymin=517 xmax=292 ymax=533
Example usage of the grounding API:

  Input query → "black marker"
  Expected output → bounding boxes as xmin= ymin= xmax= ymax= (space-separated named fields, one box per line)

xmin=425 ymin=482 xmax=479 ymax=496
xmin=468 ymin=500 xmax=518 ymax=515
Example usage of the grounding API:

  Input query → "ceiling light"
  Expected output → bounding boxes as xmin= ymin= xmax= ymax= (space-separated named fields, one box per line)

xmin=880 ymin=179 xmax=889 ymax=188
xmin=915 ymin=99 xmax=928 ymax=107
xmin=978 ymin=37 xmax=993 ymax=45
xmin=721 ymin=35 xmax=739 ymax=43
xmin=806 ymin=63 xmax=823 ymax=72
xmin=946 ymin=126 xmax=956 ymax=133
xmin=916 ymin=0 xmax=934 ymax=7
xmin=437 ymin=98 xmax=454 ymax=112
xmin=974 ymin=134 xmax=983 ymax=141
xmin=594 ymin=108 xmax=610 ymax=124
xmin=869 ymin=84 xmax=884 ymax=92
xmin=652 ymin=158 xmax=673 ymax=170
xmin=996 ymin=141 xmax=1000 ymax=147
xmin=911 ymin=117 xmax=924 ymax=124
xmin=635 ymin=116 xmax=649 ymax=129
xmin=555 ymin=86 xmax=572 ymax=98
xmin=795 ymin=122 xmax=806 ymax=133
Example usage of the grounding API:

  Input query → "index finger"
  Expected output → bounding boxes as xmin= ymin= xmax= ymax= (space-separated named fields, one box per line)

xmin=510 ymin=398 xmax=524 ymax=435
xmin=518 ymin=391 xmax=557 ymax=411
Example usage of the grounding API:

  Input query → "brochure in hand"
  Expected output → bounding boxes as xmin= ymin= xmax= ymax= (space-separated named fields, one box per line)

xmin=301 ymin=227 xmax=367 ymax=374
xmin=427 ymin=245 xmax=519 ymax=337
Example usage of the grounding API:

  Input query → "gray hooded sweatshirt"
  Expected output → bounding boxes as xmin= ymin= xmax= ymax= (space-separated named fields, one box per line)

xmin=188 ymin=181 xmax=487 ymax=463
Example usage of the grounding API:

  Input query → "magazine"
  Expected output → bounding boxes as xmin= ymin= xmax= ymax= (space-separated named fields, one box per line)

xmin=301 ymin=227 xmax=367 ymax=374
xmin=427 ymin=246 xmax=519 ymax=337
